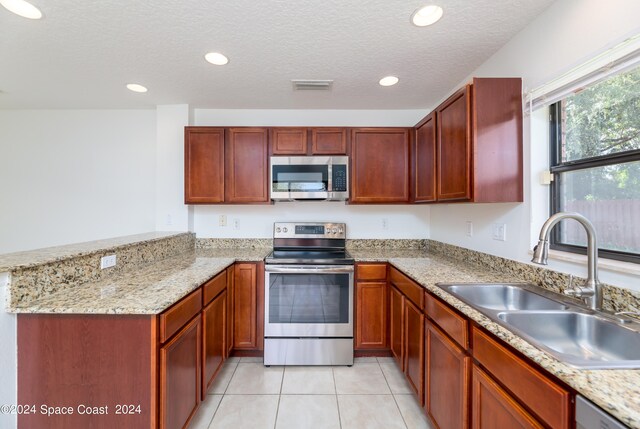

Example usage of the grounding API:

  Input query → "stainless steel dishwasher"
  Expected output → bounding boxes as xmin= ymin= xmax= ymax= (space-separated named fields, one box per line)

xmin=576 ymin=396 xmax=627 ymax=429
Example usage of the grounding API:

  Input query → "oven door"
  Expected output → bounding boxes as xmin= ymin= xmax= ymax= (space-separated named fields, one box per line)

xmin=264 ymin=265 xmax=354 ymax=337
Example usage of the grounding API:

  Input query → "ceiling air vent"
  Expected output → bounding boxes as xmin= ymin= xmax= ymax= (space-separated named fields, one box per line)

xmin=291 ymin=79 xmax=334 ymax=91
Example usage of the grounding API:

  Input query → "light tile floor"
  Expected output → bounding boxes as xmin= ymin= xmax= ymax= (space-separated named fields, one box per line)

xmin=189 ymin=357 xmax=434 ymax=429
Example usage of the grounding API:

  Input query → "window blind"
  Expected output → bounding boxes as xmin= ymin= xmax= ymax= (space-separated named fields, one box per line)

xmin=525 ymin=33 xmax=640 ymax=114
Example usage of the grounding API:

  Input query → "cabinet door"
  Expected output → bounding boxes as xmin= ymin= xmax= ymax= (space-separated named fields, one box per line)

xmin=202 ymin=290 xmax=226 ymax=398
xmin=355 ymin=282 xmax=388 ymax=350
xmin=234 ymin=262 xmax=263 ymax=350
xmin=414 ymin=113 xmax=437 ymax=203
xmin=437 ymin=86 xmax=472 ymax=201
xmin=425 ymin=321 xmax=470 ymax=429
xmin=226 ymin=265 xmax=235 ymax=357
xmin=389 ymin=286 xmax=404 ymax=369
xmin=160 ymin=316 xmax=201 ymax=429
xmin=225 ymin=128 xmax=269 ymax=203
xmin=351 ymin=128 xmax=410 ymax=203
xmin=311 ymin=128 xmax=348 ymax=155
xmin=184 ymin=127 xmax=225 ymax=203
xmin=271 ymin=128 xmax=308 ymax=154
xmin=404 ymin=299 xmax=424 ymax=401
xmin=472 ymin=365 xmax=543 ymax=429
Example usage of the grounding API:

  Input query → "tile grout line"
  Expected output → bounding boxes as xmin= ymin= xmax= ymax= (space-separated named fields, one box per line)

xmin=332 ymin=366 xmax=343 ymax=429
xmin=377 ymin=357 xmax=410 ymax=429
xmin=272 ymin=365 xmax=286 ymax=429
xmin=207 ymin=359 xmax=240 ymax=427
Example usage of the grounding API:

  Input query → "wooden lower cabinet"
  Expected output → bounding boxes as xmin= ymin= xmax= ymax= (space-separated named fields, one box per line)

xmin=160 ymin=315 xmax=202 ymax=429
xmin=389 ymin=285 xmax=404 ymax=368
xmin=226 ymin=265 xmax=235 ymax=357
xmin=425 ymin=320 xmax=471 ymax=429
xmin=233 ymin=262 xmax=264 ymax=351
xmin=472 ymin=365 xmax=543 ymax=429
xmin=355 ymin=281 xmax=388 ymax=350
xmin=404 ymin=299 xmax=424 ymax=400
xmin=202 ymin=290 xmax=226 ymax=399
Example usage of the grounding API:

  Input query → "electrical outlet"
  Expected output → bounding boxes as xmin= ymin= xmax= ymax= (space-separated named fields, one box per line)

xmin=382 ymin=218 xmax=389 ymax=230
xmin=219 ymin=215 xmax=227 ymax=227
xmin=466 ymin=221 xmax=473 ymax=237
xmin=100 ymin=254 xmax=116 ymax=269
xmin=233 ymin=218 xmax=240 ymax=230
xmin=492 ymin=223 xmax=507 ymax=241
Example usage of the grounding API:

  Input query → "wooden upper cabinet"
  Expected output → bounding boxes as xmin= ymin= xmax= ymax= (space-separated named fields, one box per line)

xmin=437 ymin=86 xmax=472 ymax=201
xmin=471 ymin=78 xmax=523 ymax=202
xmin=311 ymin=128 xmax=348 ymax=155
xmin=225 ymin=128 xmax=269 ymax=203
xmin=184 ymin=128 xmax=225 ymax=203
xmin=422 ymin=77 xmax=523 ymax=203
xmin=350 ymin=128 xmax=411 ymax=203
xmin=271 ymin=128 xmax=307 ymax=154
xmin=414 ymin=113 xmax=437 ymax=203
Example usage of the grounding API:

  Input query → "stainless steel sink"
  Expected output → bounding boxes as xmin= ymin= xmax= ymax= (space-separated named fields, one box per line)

xmin=497 ymin=311 xmax=640 ymax=368
xmin=436 ymin=282 xmax=640 ymax=369
xmin=439 ymin=283 xmax=568 ymax=312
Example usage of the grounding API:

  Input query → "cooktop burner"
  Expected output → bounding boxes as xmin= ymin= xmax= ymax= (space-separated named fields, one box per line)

xmin=265 ymin=222 xmax=353 ymax=265
xmin=265 ymin=249 xmax=354 ymax=265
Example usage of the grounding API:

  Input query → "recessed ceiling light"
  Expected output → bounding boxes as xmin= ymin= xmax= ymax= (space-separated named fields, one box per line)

xmin=205 ymin=52 xmax=229 ymax=66
xmin=0 ymin=0 xmax=43 ymax=19
xmin=379 ymin=76 xmax=399 ymax=87
xmin=411 ymin=5 xmax=443 ymax=27
xmin=126 ymin=83 xmax=148 ymax=93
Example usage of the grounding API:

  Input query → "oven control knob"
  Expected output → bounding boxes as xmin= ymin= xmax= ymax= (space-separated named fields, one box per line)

xmin=276 ymin=227 xmax=281 ymax=233
xmin=338 ymin=228 xmax=344 ymax=234
xmin=283 ymin=227 xmax=288 ymax=233
xmin=331 ymin=227 xmax=337 ymax=234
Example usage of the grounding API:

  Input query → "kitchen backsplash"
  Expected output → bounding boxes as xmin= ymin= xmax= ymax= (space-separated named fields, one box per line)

xmin=3 ymin=232 xmax=194 ymax=309
xmin=427 ymin=239 xmax=640 ymax=313
xmin=196 ymin=238 xmax=273 ymax=249
xmin=4 ymin=233 xmax=639 ymax=315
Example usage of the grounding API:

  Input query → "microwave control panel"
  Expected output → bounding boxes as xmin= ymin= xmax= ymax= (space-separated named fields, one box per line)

xmin=332 ymin=165 xmax=348 ymax=192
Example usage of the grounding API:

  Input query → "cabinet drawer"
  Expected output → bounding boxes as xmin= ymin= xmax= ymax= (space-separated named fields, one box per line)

xmin=203 ymin=271 xmax=227 ymax=305
xmin=160 ymin=289 xmax=203 ymax=343
xmin=389 ymin=267 xmax=424 ymax=310
xmin=472 ymin=327 xmax=570 ymax=429
xmin=425 ymin=293 xmax=469 ymax=349
xmin=356 ymin=263 xmax=387 ymax=281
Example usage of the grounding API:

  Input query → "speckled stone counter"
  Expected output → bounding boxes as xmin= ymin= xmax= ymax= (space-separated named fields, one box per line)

xmin=353 ymin=249 xmax=640 ymax=428
xmin=8 ymin=247 xmax=270 ymax=315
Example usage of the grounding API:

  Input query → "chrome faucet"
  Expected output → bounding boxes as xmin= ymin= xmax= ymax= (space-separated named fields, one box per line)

xmin=531 ymin=212 xmax=603 ymax=310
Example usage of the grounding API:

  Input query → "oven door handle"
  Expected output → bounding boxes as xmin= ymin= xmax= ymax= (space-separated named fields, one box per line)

xmin=265 ymin=265 xmax=354 ymax=274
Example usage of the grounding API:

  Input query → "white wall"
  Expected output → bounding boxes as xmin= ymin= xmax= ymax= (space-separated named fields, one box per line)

xmin=0 ymin=110 xmax=157 ymax=254
xmin=196 ymin=203 xmax=430 ymax=239
xmin=191 ymin=109 xmax=430 ymax=239
xmin=155 ymin=105 xmax=193 ymax=232
xmin=429 ymin=0 xmax=640 ymax=290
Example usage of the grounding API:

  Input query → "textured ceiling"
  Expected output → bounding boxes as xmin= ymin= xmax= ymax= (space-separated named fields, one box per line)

xmin=0 ymin=0 xmax=555 ymax=109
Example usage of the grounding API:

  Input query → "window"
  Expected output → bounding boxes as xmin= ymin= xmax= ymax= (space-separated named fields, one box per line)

xmin=549 ymin=64 xmax=640 ymax=263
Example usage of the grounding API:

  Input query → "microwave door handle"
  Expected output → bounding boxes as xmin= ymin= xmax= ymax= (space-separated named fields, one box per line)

xmin=265 ymin=265 xmax=354 ymax=273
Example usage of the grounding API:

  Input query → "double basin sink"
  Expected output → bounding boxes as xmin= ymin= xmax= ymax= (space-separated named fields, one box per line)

xmin=437 ymin=283 xmax=640 ymax=369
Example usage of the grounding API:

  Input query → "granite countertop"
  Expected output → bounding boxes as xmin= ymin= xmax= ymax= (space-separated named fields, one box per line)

xmin=9 ymin=247 xmax=271 ymax=315
xmin=0 ymin=231 xmax=188 ymax=272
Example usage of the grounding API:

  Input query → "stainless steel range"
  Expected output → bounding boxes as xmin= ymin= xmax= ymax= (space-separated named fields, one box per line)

xmin=264 ymin=222 xmax=354 ymax=366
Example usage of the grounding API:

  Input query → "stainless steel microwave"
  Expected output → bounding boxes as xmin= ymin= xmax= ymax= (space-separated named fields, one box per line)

xmin=270 ymin=156 xmax=349 ymax=201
